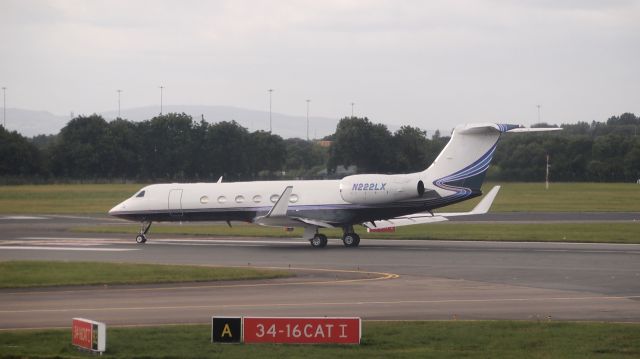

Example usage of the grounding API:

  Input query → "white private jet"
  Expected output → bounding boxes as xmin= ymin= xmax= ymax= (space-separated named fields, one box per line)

xmin=109 ymin=123 xmax=559 ymax=248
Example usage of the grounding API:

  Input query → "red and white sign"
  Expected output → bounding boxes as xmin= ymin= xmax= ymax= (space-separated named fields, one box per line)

xmin=367 ymin=226 xmax=396 ymax=232
xmin=72 ymin=318 xmax=106 ymax=353
xmin=243 ymin=317 xmax=361 ymax=344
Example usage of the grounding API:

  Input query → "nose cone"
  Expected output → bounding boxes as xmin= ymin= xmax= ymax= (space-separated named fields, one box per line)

xmin=108 ymin=201 xmax=126 ymax=217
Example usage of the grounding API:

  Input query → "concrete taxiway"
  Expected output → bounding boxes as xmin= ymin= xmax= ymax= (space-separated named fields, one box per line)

xmin=1 ymin=214 xmax=639 ymax=329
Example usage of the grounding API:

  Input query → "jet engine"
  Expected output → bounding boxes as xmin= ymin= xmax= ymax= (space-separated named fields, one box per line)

xmin=339 ymin=174 xmax=425 ymax=204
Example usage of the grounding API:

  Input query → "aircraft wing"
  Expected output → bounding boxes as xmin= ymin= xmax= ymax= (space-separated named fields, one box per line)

xmin=253 ymin=186 xmax=335 ymax=228
xmin=364 ymin=186 xmax=501 ymax=229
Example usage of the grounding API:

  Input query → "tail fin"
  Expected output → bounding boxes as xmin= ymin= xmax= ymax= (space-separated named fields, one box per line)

xmin=423 ymin=123 xmax=561 ymax=197
xmin=423 ymin=124 xmax=508 ymax=194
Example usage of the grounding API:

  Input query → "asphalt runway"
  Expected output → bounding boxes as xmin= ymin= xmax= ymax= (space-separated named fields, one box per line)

xmin=1 ymin=214 xmax=639 ymax=329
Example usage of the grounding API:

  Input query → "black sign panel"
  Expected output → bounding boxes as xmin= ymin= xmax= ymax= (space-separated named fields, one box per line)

xmin=211 ymin=317 xmax=242 ymax=343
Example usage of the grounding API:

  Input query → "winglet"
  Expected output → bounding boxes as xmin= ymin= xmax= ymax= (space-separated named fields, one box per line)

xmin=266 ymin=186 xmax=293 ymax=217
xmin=469 ymin=185 xmax=501 ymax=214
xmin=217 ymin=176 xmax=223 ymax=183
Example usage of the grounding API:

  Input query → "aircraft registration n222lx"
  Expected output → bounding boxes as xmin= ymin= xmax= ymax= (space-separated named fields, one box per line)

xmin=109 ymin=123 xmax=560 ymax=248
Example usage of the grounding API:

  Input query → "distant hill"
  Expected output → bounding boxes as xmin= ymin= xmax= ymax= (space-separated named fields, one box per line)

xmin=0 ymin=108 xmax=70 ymax=137
xmin=1 ymin=106 xmax=340 ymax=139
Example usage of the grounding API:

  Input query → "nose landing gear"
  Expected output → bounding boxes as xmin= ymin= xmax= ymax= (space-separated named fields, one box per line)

xmin=136 ymin=221 xmax=152 ymax=244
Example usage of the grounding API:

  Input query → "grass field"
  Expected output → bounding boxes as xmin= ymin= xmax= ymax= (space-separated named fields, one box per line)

xmin=1 ymin=321 xmax=638 ymax=358
xmin=0 ymin=184 xmax=140 ymax=214
xmin=0 ymin=261 xmax=291 ymax=289
xmin=75 ymin=222 xmax=640 ymax=244
xmin=0 ymin=182 xmax=639 ymax=214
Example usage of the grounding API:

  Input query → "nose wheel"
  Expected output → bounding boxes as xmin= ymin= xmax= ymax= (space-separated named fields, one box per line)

xmin=136 ymin=221 xmax=152 ymax=244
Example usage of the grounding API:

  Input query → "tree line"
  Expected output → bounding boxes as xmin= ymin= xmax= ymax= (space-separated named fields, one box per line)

xmin=1 ymin=112 xmax=639 ymax=183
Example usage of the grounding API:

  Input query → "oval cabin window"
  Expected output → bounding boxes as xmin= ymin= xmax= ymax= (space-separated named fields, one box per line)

xmin=200 ymin=196 xmax=209 ymax=204
xmin=253 ymin=195 xmax=262 ymax=203
xmin=289 ymin=194 xmax=299 ymax=203
xmin=270 ymin=194 xmax=279 ymax=203
xmin=235 ymin=195 xmax=245 ymax=203
xmin=217 ymin=196 xmax=227 ymax=204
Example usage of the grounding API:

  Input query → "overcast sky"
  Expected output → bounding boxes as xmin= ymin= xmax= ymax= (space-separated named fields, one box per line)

xmin=1 ymin=0 xmax=639 ymax=131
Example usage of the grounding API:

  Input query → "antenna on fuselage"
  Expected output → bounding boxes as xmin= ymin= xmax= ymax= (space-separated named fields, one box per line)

xmin=217 ymin=176 xmax=223 ymax=183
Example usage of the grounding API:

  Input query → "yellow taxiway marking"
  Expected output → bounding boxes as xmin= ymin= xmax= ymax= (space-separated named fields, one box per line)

xmin=2 ymin=295 xmax=639 ymax=314
xmin=2 ymin=266 xmax=399 ymax=296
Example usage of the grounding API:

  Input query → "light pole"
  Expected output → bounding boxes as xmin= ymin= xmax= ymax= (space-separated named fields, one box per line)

xmin=117 ymin=89 xmax=122 ymax=118
xmin=268 ymin=89 xmax=274 ymax=132
xmin=306 ymin=99 xmax=311 ymax=141
xmin=545 ymin=154 xmax=550 ymax=190
xmin=159 ymin=86 xmax=164 ymax=115
xmin=2 ymin=87 xmax=6 ymax=128
xmin=537 ymin=104 xmax=541 ymax=123
xmin=350 ymin=102 xmax=355 ymax=117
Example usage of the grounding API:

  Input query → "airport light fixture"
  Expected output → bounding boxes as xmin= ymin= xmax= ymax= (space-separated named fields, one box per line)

xmin=537 ymin=104 xmax=541 ymax=123
xmin=350 ymin=102 xmax=355 ymax=118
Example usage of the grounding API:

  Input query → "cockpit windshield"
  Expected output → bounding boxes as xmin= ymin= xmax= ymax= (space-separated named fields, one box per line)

xmin=135 ymin=190 xmax=146 ymax=198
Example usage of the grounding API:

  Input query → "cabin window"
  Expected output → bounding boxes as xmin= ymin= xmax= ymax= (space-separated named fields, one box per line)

xmin=217 ymin=196 xmax=227 ymax=204
xmin=252 ymin=195 xmax=262 ymax=203
xmin=200 ymin=196 xmax=209 ymax=204
xmin=135 ymin=191 xmax=145 ymax=198
xmin=289 ymin=194 xmax=299 ymax=203
xmin=235 ymin=195 xmax=245 ymax=203
xmin=270 ymin=194 xmax=279 ymax=203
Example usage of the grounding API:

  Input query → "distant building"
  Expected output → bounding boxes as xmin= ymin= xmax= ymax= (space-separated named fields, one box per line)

xmin=315 ymin=140 xmax=332 ymax=148
xmin=317 ymin=165 xmax=357 ymax=178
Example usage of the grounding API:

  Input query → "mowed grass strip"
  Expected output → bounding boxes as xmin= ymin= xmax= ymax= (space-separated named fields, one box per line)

xmin=0 ymin=184 xmax=141 ymax=214
xmin=0 ymin=261 xmax=291 ymax=289
xmin=75 ymin=222 xmax=640 ymax=244
xmin=1 ymin=321 xmax=639 ymax=358
xmin=1 ymin=182 xmax=640 ymax=214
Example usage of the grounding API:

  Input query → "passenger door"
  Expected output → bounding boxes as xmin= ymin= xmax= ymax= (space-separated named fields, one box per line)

xmin=168 ymin=189 xmax=183 ymax=217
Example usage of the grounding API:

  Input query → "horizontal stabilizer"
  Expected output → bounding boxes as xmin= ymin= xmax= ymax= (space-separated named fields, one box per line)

xmin=440 ymin=185 xmax=500 ymax=216
xmin=363 ymin=186 xmax=501 ymax=229
xmin=506 ymin=127 xmax=562 ymax=133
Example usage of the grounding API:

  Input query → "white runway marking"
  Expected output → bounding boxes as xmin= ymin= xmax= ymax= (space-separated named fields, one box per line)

xmin=2 ymin=294 xmax=639 ymax=314
xmin=153 ymin=238 xmax=308 ymax=245
xmin=0 ymin=246 xmax=138 ymax=252
xmin=18 ymin=237 xmax=309 ymax=246
xmin=1 ymin=216 xmax=49 ymax=220
xmin=20 ymin=237 xmax=128 ymax=241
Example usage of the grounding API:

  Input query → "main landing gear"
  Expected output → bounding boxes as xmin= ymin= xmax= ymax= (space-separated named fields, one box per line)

xmin=308 ymin=227 xmax=361 ymax=248
xmin=342 ymin=225 xmax=360 ymax=248
xmin=310 ymin=233 xmax=328 ymax=248
xmin=136 ymin=221 xmax=152 ymax=244
xmin=342 ymin=232 xmax=360 ymax=248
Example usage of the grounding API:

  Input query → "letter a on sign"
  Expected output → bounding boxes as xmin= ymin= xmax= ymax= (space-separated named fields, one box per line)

xmin=222 ymin=324 xmax=233 ymax=338
xmin=211 ymin=317 xmax=242 ymax=343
